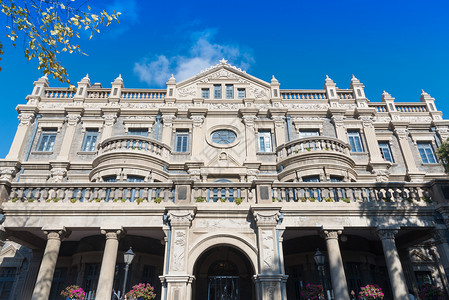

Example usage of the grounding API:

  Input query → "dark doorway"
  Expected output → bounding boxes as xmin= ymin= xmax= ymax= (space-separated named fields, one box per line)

xmin=193 ymin=246 xmax=255 ymax=300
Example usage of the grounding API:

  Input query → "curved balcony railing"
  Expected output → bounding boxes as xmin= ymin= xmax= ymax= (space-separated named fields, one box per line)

xmin=277 ymin=136 xmax=350 ymax=160
xmin=98 ymin=135 xmax=171 ymax=160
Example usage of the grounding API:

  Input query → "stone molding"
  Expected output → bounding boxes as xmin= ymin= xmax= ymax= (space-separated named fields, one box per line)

xmin=376 ymin=228 xmax=398 ymax=240
xmin=242 ymin=115 xmax=257 ymax=127
xmin=320 ymin=229 xmax=342 ymax=240
xmin=44 ymin=228 xmax=71 ymax=241
xmin=66 ymin=114 xmax=81 ymax=127
xmin=103 ymin=114 xmax=117 ymax=127
xmin=162 ymin=115 xmax=176 ymax=127
xmin=253 ymin=211 xmax=280 ymax=227
xmin=168 ymin=210 xmax=195 ymax=227
xmin=190 ymin=116 xmax=205 ymax=127
xmin=100 ymin=229 xmax=125 ymax=240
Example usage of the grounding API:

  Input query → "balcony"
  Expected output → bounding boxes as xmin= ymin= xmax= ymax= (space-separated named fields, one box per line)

xmin=91 ymin=136 xmax=171 ymax=181
xmin=276 ymin=137 xmax=355 ymax=181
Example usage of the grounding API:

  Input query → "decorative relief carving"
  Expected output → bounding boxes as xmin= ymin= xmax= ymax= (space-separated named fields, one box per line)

xmin=373 ymin=169 xmax=391 ymax=182
xmin=321 ymin=230 xmax=342 ymax=240
xmin=284 ymin=103 xmax=328 ymax=110
xmin=400 ymin=116 xmax=432 ymax=123
xmin=359 ymin=116 xmax=373 ymax=128
xmin=0 ymin=168 xmax=16 ymax=181
xmin=199 ymin=60 xmax=247 ymax=74
xmin=376 ymin=228 xmax=398 ymax=240
xmin=187 ymin=169 xmax=201 ymax=181
xmin=178 ymin=86 xmax=196 ymax=98
xmin=394 ymin=128 xmax=409 ymax=139
xmin=207 ymin=103 xmax=244 ymax=110
xmin=331 ymin=116 xmax=345 ymax=127
xmin=374 ymin=117 xmax=391 ymax=123
xmin=199 ymin=69 xmax=244 ymax=83
xmin=191 ymin=116 xmax=205 ymax=127
xmin=195 ymin=219 xmax=249 ymax=229
xmin=162 ymin=115 xmax=176 ymax=127
xmin=262 ymin=230 xmax=275 ymax=270
xmin=124 ymin=116 xmax=155 ymax=122
xmin=249 ymin=85 xmax=269 ymax=100
xmin=18 ymin=113 xmax=35 ymax=126
xmin=168 ymin=210 xmax=195 ymax=226
xmin=292 ymin=117 xmax=323 ymax=121
xmin=271 ymin=116 xmax=285 ymax=128
xmin=242 ymin=115 xmax=257 ymax=127
xmin=247 ymin=169 xmax=259 ymax=182
xmin=48 ymin=168 xmax=67 ymax=183
xmin=253 ymin=211 xmax=280 ymax=226
xmin=171 ymin=230 xmax=186 ymax=271
xmin=66 ymin=114 xmax=81 ymax=126
xmin=103 ymin=114 xmax=117 ymax=127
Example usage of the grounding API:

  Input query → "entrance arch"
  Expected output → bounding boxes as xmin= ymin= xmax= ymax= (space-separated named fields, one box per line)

xmin=192 ymin=246 xmax=256 ymax=300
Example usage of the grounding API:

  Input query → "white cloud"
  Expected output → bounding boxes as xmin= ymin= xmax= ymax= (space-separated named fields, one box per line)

xmin=133 ymin=30 xmax=255 ymax=86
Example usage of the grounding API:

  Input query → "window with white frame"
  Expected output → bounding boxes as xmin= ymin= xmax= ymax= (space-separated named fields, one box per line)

xmin=348 ymin=130 xmax=364 ymax=152
xmin=258 ymin=130 xmax=272 ymax=152
xmin=225 ymin=84 xmax=234 ymax=99
xmin=379 ymin=141 xmax=394 ymax=163
xmin=81 ymin=129 xmax=98 ymax=152
xmin=237 ymin=88 xmax=246 ymax=99
xmin=201 ymin=88 xmax=210 ymax=99
xmin=37 ymin=129 xmax=57 ymax=151
xmin=299 ymin=129 xmax=320 ymax=138
xmin=175 ymin=130 xmax=189 ymax=152
xmin=417 ymin=142 xmax=437 ymax=163
xmin=214 ymin=84 xmax=222 ymax=99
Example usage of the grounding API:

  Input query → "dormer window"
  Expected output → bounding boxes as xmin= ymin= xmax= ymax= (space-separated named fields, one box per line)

xmin=214 ymin=85 xmax=222 ymax=99
xmin=225 ymin=84 xmax=234 ymax=99
xmin=202 ymin=88 xmax=210 ymax=99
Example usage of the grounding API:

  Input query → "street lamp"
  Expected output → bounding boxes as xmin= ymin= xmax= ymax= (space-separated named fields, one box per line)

xmin=122 ymin=247 xmax=135 ymax=299
xmin=314 ymin=248 xmax=327 ymax=300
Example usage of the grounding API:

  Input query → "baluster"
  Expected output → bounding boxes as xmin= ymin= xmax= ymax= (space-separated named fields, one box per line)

xmin=288 ymin=189 xmax=294 ymax=202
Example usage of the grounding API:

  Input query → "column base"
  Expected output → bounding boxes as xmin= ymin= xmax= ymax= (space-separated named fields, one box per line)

xmin=407 ymin=172 xmax=426 ymax=182
xmin=253 ymin=274 xmax=288 ymax=300
xmin=159 ymin=274 xmax=195 ymax=300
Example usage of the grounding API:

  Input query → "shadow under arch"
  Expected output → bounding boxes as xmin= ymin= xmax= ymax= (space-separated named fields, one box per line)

xmin=191 ymin=244 xmax=256 ymax=300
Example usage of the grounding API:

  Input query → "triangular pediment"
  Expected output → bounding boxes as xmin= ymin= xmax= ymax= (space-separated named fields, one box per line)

xmin=410 ymin=249 xmax=431 ymax=262
xmin=176 ymin=60 xmax=271 ymax=100
xmin=0 ymin=244 xmax=22 ymax=259
xmin=207 ymin=151 xmax=241 ymax=168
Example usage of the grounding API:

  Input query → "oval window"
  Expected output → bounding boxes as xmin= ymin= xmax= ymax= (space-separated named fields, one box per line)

xmin=211 ymin=130 xmax=237 ymax=144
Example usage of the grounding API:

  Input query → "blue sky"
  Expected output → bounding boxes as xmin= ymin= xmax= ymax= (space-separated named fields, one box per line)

xmin=0 ymin=0 xmax=448 ymax=158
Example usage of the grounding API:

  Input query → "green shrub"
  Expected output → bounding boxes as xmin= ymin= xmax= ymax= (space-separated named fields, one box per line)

xmin=234 ymin=197 xmax=242 ymax=205
xmin=300 ymin=197 xmax=307 ymax=202
xmin=11 ymin=197 xmax=18 ymax=203
xmin=325 ymin=197 xmax=333 ymax=202
xmin=27 ymin=198 xmax=34 ymax=203
xmin=220 ymin=197 xmax=226 ymax=202
xmin=154 ymin=197 xmax=162 ymax=203
xmin=195 ymin=196 xmax=205 ymax=203
xmin=342 ymin=198 xmax=351 ymax=203
xmin=70 ymin=198 xmax=77 ymax=203
xmin=423 ymin=196 xmax=432 ymax=203
xmin=307 ymin=197 xmax=315 ymax=202
xmin=306 ymin=147 xmax=311 ymax=151
xmin=136 ymin=198 xmax=147 ymax=205
xmin=121 ymin=198 xmax=126 ymax=203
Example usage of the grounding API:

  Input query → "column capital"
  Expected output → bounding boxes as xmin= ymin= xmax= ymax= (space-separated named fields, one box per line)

xmin=103 ymin=114 xmax=117 ymax=127
xmin=433 ymin=228 xmax=449 ymax=245
xmin=376 ymin=228 xmax=398 ymax=240
xmin=242 ymin=115 xmax=257 ymax=127
xmin=320 ymin=229 xmax=342 ymax=240
xmin=190 ymin=115 xmax=205 ymax=127
xmin=168 ymin=210 xmax=195 ymax=227
xmin=359 ymin=116 xmax=374 ymax=128
xmin=100 ymin=228 xmax=125 ymax=240
xmin=66 ymin=114 xmax=81 ymax=126
xmin=271 ymin=116 xmax=285 ymax=128
xmin=394 ymin=128 xmax=409 ymax=140
xmin=18 ymin=113 xmax=35 ymax=126
xmin=43 ymin=227 xmax=71 ymax=240
xmin=162 ymin=115 xmax=176 ymax=127
xmin=252 ymin=210 xmax=281 ymax=227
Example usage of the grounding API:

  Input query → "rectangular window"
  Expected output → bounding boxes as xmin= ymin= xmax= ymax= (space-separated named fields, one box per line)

xmin=379 ymin=142 xmax=394 ymax=163
xmin=417 ymin=142 xmax=437 ymax=163
xmin=128 ymin=128 xmax=148 ymax=137
xmin=299 ymin=130 xmax=320 ymax=138
xmin=348 ymin=131 xmax=364 ymax=152
xmin=175 ymin=130 xmax=189 ymax=153
xmin=214 ymin=84 xmax=222 ymax=99
xmin=225 ymin=84 xmax=234 ymax=99
xmin=0 ymin=267 xmax=15 ymax=300
xmin=258 ymin=130 xmax=272 ymax=152
xmin=37 ymin=129 xmax=57 ymax=152
xmin=201 ymin=88 xmax=210 ymax=99
xmin=237 ymin=88 xmax=246 ymax=99
xmin=81 ymin=129 xmax=98 ymax=152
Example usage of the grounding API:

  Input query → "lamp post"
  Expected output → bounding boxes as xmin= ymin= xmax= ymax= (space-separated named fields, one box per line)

xmin=314 ymin=248 xmax=327 ymax=300
xmin=122 ymin=247 xmax=135 ymax=300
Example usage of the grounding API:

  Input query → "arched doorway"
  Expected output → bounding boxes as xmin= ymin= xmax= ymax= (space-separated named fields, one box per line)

xmin=193 ymin=246 xmax=255 ymax=300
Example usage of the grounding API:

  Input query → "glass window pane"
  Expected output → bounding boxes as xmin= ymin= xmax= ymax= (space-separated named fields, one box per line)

xmin=214 ymin=85 xmax=222 ymax=99
xmin=175 ymin=131 xmax=188 ymax=152
xmin=37 ymin=131 xmax=57 ymax=151
xmin=225 ymin=84 xmax=234 ymax=99
xmin=237 ymin=88 xmax=246 ymax=99
xmin=211 ymin=130 xmax=237 ymax=144
xmin=379 ymin=142 xmax=394 ymax=163
xmin=348 ymin=131 xmax=363 ymax=152
xmin=258 ymin=130 xmax=272 ymax=152
xmin=418 ymin=142 xmax=437 ymax=164
xmin=128 ymin=128 xmax=148 ymax=137
xmin=300 ymin=130 xmax=319 ymax=138
xmin=201 ymin=88 xmax=210 ymax=99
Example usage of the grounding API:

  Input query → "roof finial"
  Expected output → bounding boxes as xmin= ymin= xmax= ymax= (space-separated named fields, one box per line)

xmin=219 ymin=58 xmax=228 ymax=64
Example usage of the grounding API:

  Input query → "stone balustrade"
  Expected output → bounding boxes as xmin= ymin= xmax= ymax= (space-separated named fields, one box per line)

xmin=337 ymin=90 xmax=354 ymax=99
xmin=121 ymin=89 xmax=166 ymax=99
xmin=395 ymin=104 xmax=427 ymax=112
xmin=98 ymin=135 xmax=171 ymax=158
xmin=191 ymin=182 xmax=254 ymax=203
xmin=281 ymin=90 xmax=327 ymax=100
xmin=8 ymin=182 xmax=174 ymax=203
xmin=87 ymin=89 xmax=110 ymax=99
xmin=271 ymin=182 xmax=432 ymax=204
xmin=277 ymin=136 xmax=350 ymax=160
xmin=44 ymin=88 xmax=75 ymax=99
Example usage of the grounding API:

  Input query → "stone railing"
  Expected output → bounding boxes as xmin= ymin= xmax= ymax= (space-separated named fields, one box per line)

xmin=395 ymin=103 xmax=427 ymax=113
xmin=44 ymin=88 xmax=75 ymax=99
xmin=121 ymin=89 xmax=166 ymax=100
xmin=87 ymin=89 xmax=110 ymax=99
xmin=280 ymin=90 xmax=327 ymax=100
xmin=271 ymin=182 xmax=432 ymax=204
xmin=98 ymin=135 xmax=171 ymax=159
xmin=372 ymin=103 xmax=387 ymax=112
xmin=337 ymin=90 xmax=354 ymax=99
xmin=191 ymin=182 xmax=254 ymax=204
xmin=7 ymin=182 xmax=174 ymax=203
xmin=277 ymin=136 xmax=350 ymax=159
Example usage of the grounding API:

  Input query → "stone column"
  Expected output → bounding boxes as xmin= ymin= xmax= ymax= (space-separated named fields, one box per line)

xmin=31 ymin=228 xmax=69 ymax=300
xmin=100 ymin=114 xmax=117 ymax=142
xmin=376 ymin=228 xmax=409 ymax=300
xmin=5 ymin=113 xmax=36 ymax=160
xmin=331 ymin=115 xmax=347 ymax=143
xmin=160 ymin=209 xmax=195 ymax=300
xmin=252 ymin=208 xmax=288 ymax=300
xmin=95 ymin=229 xmax=123 ymax=300
xmin=320 ymin=229 xmax=349 ymax=300
xmin=272 ymin=115 xmax=286 ymax=147
xmin=161 ymin=115 xmax=176 ymax=146
xmin=393 ymin=126 xmax=425 ymax=182
xmin=433 ymin=228 xmax=449 ymax=290
xmin=56 ymin=113 xmax=81 ymax=161
xmin=190 ymin=114 xmax=205 ymax=158
xmin=243 ymin=115 xmax=258 ymax=160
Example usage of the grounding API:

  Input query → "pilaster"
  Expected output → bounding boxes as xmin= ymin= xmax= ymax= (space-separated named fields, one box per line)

xmin=5 ymin=110 xmax=37 ymax=161
xmin=269 ymin=108 xmax=287 ymax=147
xmin=240 ymin=107 xmax=259 ymax=163
xmin=100 ymin=108 xmax=119 ymax=142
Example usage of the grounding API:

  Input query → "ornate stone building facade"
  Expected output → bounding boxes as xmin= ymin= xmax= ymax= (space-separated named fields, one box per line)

xmin=1 ymin=60 xmax=449 ymax=300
